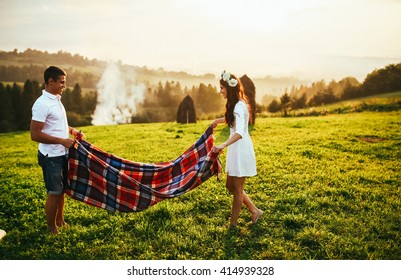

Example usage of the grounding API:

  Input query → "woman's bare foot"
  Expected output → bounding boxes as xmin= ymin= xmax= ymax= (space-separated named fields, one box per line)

xmin=251 ymin=209 xmax=263 ymax=224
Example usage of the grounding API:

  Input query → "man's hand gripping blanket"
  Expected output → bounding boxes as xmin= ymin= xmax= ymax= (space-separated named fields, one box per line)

xmin=66 ymin=125 xmax=222 ymax=212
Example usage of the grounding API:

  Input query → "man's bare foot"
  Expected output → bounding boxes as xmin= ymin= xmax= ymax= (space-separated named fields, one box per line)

xmin=251 ymin=209 xmax=263 ymax=224
xmin=57 ymin=222 xmax=68 ymax=228
xmin=0 ymin=229 xmax=6 ymax=240
xmin=223 ymin=223 xmax=238 ymax=230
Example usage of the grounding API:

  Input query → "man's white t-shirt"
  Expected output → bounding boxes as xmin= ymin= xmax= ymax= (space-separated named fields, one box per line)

xmin=31 ymin=90 xmax=69 ymax=157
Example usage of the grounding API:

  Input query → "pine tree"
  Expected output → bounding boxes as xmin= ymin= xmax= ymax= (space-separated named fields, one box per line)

xmin=280 ymin=92 xmax=291 ymax=117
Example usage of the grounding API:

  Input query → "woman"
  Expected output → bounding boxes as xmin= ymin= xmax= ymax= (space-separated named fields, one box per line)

xmin=212 ymin=70 xmax=263 ymax=227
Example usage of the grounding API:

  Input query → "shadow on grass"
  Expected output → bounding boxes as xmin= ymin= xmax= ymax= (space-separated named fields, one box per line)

xmin=222 ymin=220 xmax=267 ymax=260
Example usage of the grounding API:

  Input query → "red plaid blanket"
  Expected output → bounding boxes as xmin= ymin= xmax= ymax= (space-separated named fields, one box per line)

xmin=66 ymin=125 xmax=221 ymax=212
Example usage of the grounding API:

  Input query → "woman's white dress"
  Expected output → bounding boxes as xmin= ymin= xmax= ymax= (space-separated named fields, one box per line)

xmin=225 ymin=100 xmax=257 ymax=177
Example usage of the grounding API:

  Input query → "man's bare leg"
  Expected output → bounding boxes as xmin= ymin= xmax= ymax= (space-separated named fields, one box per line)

xmin=56 ymin=194 xmax=67 ymax=227
xmin=45 ymin=194 xmax=61 ymax=234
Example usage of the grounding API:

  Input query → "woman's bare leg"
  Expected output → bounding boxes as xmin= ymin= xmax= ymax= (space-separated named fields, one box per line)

xmin=242 ymin=192 xmax=263 ymax=223
xmin=229 ymin=176 xmax=245 ymax=226
xmin=226 ymin=175 xmax=263 ymax=225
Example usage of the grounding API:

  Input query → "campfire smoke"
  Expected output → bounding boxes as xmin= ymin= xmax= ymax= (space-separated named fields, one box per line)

xmin=91 ymin=62 xmax=145 ymax=125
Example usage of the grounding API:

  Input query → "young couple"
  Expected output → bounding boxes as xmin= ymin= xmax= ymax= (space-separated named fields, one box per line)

xmin=31 ymin=67 xmax=261 ymax=234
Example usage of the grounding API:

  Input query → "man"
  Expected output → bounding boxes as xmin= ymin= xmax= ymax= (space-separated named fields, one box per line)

xmin=30 ymin=66 xmax=82 ymax=234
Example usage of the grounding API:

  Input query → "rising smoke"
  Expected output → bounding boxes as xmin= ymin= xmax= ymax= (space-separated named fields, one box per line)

xmin=91 ymin=62 xmax=145 ymax=125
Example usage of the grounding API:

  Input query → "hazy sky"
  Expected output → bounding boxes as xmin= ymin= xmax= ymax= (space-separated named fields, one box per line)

xmin=1 ymin=0 xmax=400 ymax=81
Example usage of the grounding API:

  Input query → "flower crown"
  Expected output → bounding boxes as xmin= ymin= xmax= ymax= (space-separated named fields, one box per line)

xmin=221 ymin=70 xmax=238 ymax=87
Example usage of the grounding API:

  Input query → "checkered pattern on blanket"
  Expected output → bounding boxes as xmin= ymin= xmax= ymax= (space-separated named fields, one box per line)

xmin=66 ymin=125 xmax=221 ymax=212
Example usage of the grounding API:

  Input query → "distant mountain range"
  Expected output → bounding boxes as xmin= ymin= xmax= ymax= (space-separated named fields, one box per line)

xmin=0 ymin=48 xmax=308 ymax=100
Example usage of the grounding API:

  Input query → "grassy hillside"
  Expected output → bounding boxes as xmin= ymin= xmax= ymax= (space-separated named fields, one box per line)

xmin=263 ymin=91 xmax=401 ymax=117
xmin=0 ymin=112 xmax=400 ymax=259
xmin=317 ymin=91 xmax=401 ymax=110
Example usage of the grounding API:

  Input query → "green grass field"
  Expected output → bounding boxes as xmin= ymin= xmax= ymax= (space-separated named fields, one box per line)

xmin=0 ymin=111 xmax=400 ymax=259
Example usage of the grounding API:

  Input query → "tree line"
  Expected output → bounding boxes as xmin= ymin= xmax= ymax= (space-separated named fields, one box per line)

xmin=0 ymin=48 xmax=101 ymax=67
xmin=0 ymin=79 xmax=224 ymax=132
xmin=0 ymin=64 xmax=99 ymax=89
xmin=1 ymin=62 xmax=399 ymax=132
xmin=0 ymin=81 xmax=97 ymax=132
xmin=1 ymin=47 xmax=399 ymax=131
xmin=266 ymin=63 xmax=401 ymax=115
xmin=0 ymin=49 xmax=215 ymax=89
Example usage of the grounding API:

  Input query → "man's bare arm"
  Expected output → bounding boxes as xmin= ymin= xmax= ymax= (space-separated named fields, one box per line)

xmin=30 ymin=120 xmax=74 ymax=148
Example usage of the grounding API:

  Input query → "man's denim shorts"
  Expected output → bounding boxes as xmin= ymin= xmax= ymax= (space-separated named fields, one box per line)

xmin=38 ymin=151 xmax=68 ymax=195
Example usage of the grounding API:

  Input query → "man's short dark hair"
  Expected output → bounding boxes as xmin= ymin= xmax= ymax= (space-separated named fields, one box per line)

xmin=44 ymin=66 xmax=67 ymax=85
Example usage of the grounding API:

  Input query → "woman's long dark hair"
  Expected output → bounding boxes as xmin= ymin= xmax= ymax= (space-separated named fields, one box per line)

xmin=220 ymin=73 xmax=253 ymax=128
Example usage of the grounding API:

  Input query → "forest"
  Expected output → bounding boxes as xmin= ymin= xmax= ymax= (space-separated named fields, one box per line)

xmin=0 ymin=49 xmax=400 ymax=132
xmin=0 ymin=79 xmax=224 ymax=132
xmin=264 ymin=63 xmax=401 ymax=115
